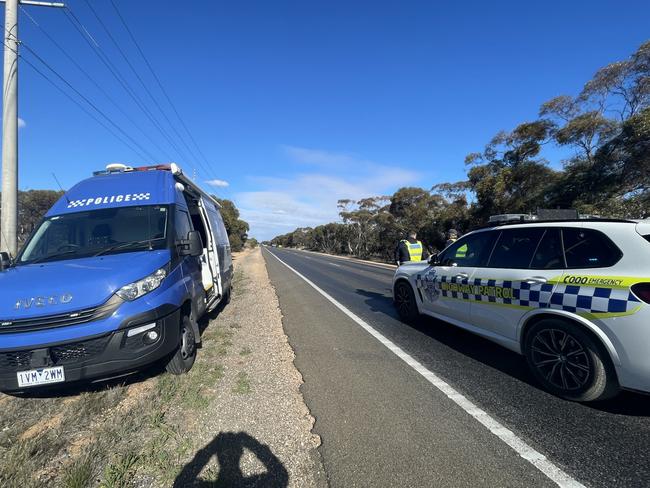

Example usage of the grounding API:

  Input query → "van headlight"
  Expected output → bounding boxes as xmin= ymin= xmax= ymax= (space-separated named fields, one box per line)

xmin=116 ymin=268 xmax=167 ymax=301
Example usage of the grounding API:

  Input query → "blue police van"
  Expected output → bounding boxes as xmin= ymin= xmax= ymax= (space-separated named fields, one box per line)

xmin=0 ymin=163 xmax=233 ymax=391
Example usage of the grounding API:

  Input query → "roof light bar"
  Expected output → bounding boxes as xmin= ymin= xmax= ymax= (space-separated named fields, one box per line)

xmin=93 ymin=163 xmax=183 ymax=176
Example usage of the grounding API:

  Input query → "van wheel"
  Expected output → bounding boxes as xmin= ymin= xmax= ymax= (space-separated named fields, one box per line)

xmin=224 ymin=283 xmax=232 ymax=305
xmin=166 ymin=313 xmax=197 ymax=375
xmin=394 ymin=281 xmax=420 ymax=324
xmin=524 ymin=319 xmax=619 ymax=402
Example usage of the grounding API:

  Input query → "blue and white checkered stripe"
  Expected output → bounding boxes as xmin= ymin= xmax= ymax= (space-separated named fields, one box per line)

xmin=549 ymin=283 xmax=641 ymax=314
xmin=415 ymin=274 xmax=642 ymax=315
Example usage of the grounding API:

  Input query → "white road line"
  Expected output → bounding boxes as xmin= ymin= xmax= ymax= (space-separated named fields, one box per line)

xmin=265 ymin=249 xmax=584 ymax=488
xmin=292 ymin=247 xmax=396 ymax=270
xmin=329 ymin=262 xmax=341 ymax=267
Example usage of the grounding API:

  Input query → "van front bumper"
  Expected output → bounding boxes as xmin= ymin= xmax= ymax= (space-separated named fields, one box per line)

xmin=0 ymin=307 xmax=181 ymax=392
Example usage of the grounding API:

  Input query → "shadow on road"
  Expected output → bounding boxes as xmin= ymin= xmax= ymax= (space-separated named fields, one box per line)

xmin=173 ymin=431 xmax=289 ymax=488
xmin=355 ymin=288 xmax=650 ymax=416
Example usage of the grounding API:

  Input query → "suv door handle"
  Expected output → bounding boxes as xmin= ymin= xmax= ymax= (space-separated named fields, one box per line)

xmin=524 ymin=276 xmax=547 ymax=285
xmin=454 ymin=272 xmax=469 ymax=280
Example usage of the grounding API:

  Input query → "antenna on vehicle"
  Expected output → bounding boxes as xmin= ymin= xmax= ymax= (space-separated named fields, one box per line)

xmin=51 ymin=173 xmax=70 ymax=205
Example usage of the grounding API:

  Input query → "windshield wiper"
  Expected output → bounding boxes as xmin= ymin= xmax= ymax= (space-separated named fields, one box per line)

xmin=28 ymin=248 xmax=80 ymax=264
xmin=93 ymin=238 xmax=165 ymax=257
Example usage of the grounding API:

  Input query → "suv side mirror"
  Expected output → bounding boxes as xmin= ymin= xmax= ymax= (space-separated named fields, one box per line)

xmin=0 ymin=252 xmax=10 ymax=271
xmin=428 ymin=253 xmax=439 ymax=266
xmin=179 ymin=230 xmax=203 ymax=257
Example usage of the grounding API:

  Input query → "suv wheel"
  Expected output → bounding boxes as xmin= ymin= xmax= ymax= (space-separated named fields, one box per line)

xmin=524 ymin=319 xmax=618 ymax=402
xmin=394 ymin=281 xmax=420 ymax=324
xmin=166 ymin=313 xmax=197 ymax=375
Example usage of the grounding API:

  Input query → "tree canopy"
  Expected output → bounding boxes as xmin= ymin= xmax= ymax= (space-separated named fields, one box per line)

xmin=213 ymin=197 xmax=250 ymax=252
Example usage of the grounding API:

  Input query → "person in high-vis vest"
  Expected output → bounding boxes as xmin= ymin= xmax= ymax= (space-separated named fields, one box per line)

xmin=395 ymin=231 xmax=429 ymax=266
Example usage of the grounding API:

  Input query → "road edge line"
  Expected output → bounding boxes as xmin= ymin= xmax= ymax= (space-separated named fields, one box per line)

xmin=264 ymin=248 xmax=584 ymax=488
xmin=291 ymin=248 xmax=397 ymax=270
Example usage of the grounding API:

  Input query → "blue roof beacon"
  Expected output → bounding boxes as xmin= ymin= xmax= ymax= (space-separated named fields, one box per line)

xmin=0 ymin=163 xmax=233 ymax=391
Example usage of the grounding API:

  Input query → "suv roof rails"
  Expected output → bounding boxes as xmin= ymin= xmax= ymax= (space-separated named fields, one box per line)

xmin=479 ymin=217 xmax=636 ymax=230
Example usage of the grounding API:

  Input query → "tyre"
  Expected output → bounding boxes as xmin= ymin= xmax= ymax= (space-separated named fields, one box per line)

xmin=524 ymin=319 xmax=619 ymax=402
xmin=224 ymin=283 xmax=232 ymax=305
xmin=394 ymin=281 xmax=420 ymax=324
xmin=166 ymin=313 xmax=197 ymax=375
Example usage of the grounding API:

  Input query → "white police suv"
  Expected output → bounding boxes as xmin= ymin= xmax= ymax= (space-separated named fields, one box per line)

xmin=393 ymin=219 xmax=650 ymax=401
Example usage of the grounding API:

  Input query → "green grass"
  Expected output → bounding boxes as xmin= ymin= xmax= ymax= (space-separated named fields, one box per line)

xmin=62 ymin=453 xmax=96 ymax=488
xmin=157 ymin=374 xmax=181 ymax=403
xmin=239 ymin=346 xmax=252 ymax=356
xmin=182 ymin=386 xmax=211 ymax=409
xmin=232 ymin=371 xmax=252 ymax=395
xmin=100 ymin=452 xmax=139 ymax=488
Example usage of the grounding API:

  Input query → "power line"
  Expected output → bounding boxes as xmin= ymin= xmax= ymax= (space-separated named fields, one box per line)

xmin=79 ymin=0 xmax=207 ymax=173
xmin=81 ymin=0 xmax=213 ymax=180
xmin=7 ymin=31 xmax=159 ymax=162
xmin=20 ymin=5 xmax=171 ymax=161
xmin=62 ymin=5 xmax=190 ymax=163
xmin=13 ymin=44 xmax=150 ymax=161
xmin=109 ymin=0 xmax=217 ymax=179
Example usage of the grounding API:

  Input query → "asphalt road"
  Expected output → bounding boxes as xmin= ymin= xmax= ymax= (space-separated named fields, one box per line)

xmin=263 ymin=246 xmax=650 ymax=488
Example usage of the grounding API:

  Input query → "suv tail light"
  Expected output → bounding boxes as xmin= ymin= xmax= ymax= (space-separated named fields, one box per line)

xmin=631 ymin=283 xmax=650 ymax=304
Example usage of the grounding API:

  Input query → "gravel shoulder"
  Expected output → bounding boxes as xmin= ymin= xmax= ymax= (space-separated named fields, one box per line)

xmin=0 ymin=247 xmax=325 ymax=488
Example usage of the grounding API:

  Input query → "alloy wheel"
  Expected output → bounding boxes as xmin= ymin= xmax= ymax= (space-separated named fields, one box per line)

xmin=531 ymin=328 xmax=591 ymax=391
xmin=395 ymin=284 xmax=412 ymax=316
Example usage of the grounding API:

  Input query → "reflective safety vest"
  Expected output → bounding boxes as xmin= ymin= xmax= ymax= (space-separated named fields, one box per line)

xmin=402 ymin=240 xmax=423 ymax=262
xmin=456 ymin=243 xmax=468 ymax=259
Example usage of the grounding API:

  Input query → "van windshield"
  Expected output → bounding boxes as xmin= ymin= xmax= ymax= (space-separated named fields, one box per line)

xmin=17 ymin=205 xmax=169 ymax=265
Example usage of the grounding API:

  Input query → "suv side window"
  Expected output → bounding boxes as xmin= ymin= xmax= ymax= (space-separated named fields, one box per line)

xmin=488 ymin=228 xmax=545 ymax=269
xmin=562 ymin=227 xmax=622 ymax=269
xmin=529 ymin=228 xmax=564 ymax=269
xmin=439 ymin=231 xmax=498 ymax=267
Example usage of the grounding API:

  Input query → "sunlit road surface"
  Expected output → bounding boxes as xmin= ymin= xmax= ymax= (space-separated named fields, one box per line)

xmin=264 ymin=246 xmax=650 ymax=488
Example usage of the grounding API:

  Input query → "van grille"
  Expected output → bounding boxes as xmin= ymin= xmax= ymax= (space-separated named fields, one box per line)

xmin=0 ymin=351 xmax=32 ymax=371
xmin=0 ymin=335 xmax=111 ymax=371
xmin=51 ymin=335 xmax=111 ymax=365
xmin=0 ymin=296 xmax=122 ymax=334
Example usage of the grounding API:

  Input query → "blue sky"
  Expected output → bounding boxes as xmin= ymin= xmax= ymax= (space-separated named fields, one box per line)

xmin=7 ymin=0 xmax=650 ymax=240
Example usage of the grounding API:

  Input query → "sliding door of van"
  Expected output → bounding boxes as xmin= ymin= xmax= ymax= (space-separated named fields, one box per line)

xmin=197 ymin=198 xmax=222 ymax=296
xmin=205 ymin=207 xmax=232 ymax=292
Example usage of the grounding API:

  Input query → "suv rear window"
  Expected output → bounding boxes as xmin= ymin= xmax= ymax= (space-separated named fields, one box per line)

xmin=488 ymin=228 xmax=545 ymax=269
xmin=562 ymin=228 xmax=622 ymax=269
xmin=530 ymin=228 xmax=564 ymax=269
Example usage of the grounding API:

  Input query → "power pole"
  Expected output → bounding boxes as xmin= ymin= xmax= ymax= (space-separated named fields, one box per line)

xmin=0 ymin=0 xmax=64 ymax=256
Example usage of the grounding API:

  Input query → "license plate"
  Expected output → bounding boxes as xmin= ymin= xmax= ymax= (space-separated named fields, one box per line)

xmin=17 ymin=366 xmax=65 ymax=388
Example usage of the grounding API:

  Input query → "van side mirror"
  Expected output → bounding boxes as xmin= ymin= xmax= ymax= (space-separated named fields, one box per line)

xmin=0 ymin=252 xmax=11 ymax=271
xmin=428 ymin=253 xmax=439 ymax=266
xmin=179 ymin=230 xmax=203 ymax=257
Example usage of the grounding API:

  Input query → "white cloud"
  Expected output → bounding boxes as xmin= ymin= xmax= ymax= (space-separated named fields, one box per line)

xmin=205 ymin=178 xmax=229 ymax=188
xmin=18 ymin=118 xmax=25 ymax=129
xmin=237 ymin=146 xmax=420 ymax=240
xmin=283 ymin=145 xmax=361 ymax=167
